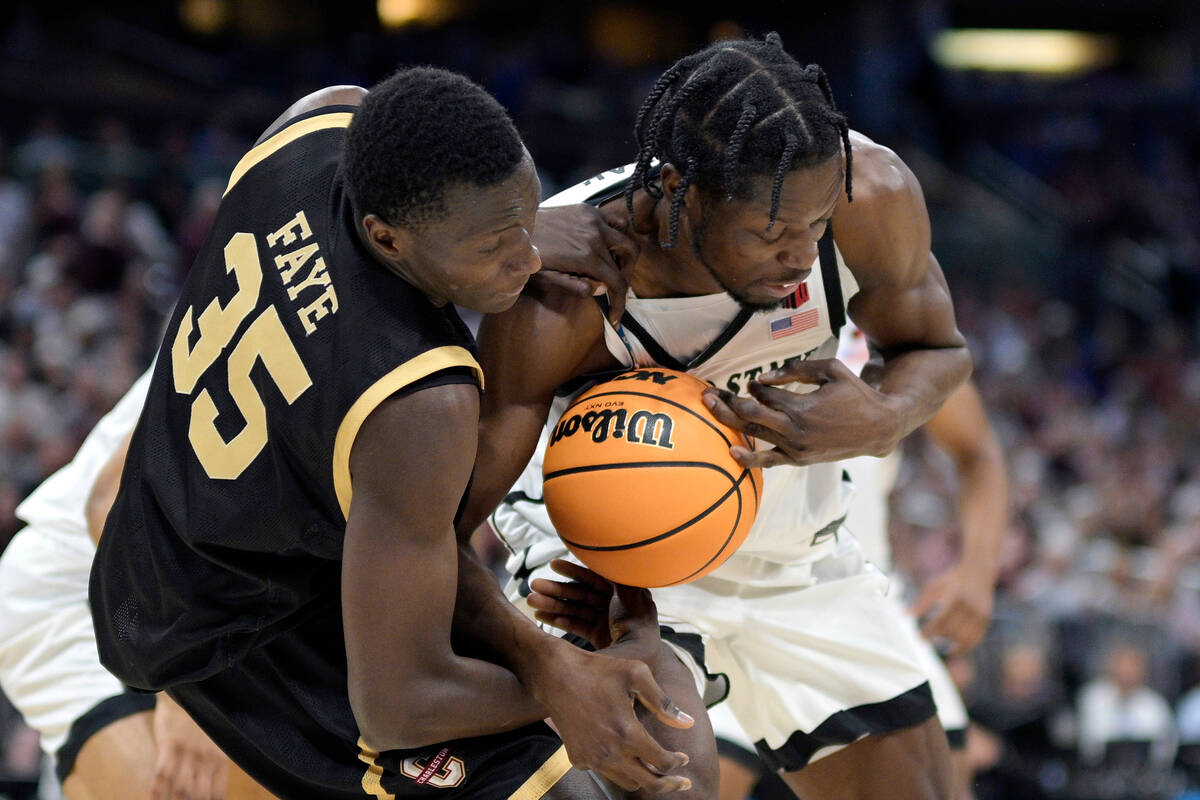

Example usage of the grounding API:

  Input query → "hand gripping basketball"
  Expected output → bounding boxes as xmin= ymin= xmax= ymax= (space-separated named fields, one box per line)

xmin=542 ymin=368 xmax=762 ymax=587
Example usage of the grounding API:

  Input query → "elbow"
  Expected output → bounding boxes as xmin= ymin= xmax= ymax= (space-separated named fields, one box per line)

xmin=350 ymin=682 xmax=447 ymax=752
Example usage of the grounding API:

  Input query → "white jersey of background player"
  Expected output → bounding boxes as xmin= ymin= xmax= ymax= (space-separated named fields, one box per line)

xmin=0 ymin=370 xmax=271 ymax=800
xmin=0 ymin=373 xmax=152 ymax=770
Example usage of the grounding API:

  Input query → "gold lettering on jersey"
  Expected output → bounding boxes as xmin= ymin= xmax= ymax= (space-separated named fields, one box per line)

xmin=274 ymin=242 xmax=318 ymax=283
xmin=266 ymin=210 xmax=313 ymax=248
xmin=297 ymin=284 xmax=338 ymax=335
xmin=172 ymin=232 xmax=263 ymax=394
xmin=285 ymin=257 xmax=331 ymax=300
xmin=268 ymin=210 xmax=339 ymax=336
xmin=171 ymin=230 xmax=314 ymax=480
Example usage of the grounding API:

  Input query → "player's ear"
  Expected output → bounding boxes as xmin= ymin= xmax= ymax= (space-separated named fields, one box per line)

xmin=362 ymin=214 xmax=411 ymax=265
xmin=660 ymin=163 xmax=701 ymax=209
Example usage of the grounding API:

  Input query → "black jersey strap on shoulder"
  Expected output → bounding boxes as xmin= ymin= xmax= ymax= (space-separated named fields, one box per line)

xmin=817 ymin=228 xmax=845 ymax=337
xmin=595 ymin=293 xmax=754 ymax=373
xmin=580 ymin=163 xmax=663 ymax=208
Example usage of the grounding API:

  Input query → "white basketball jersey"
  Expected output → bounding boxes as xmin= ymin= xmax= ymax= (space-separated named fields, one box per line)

xmin=494 ymin=167 xmax=862 ymax=584
xmin=15 ymin=369 xmax=151 ymax=542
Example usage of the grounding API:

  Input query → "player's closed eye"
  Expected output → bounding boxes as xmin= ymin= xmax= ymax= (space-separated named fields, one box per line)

xmin=757 ymin=228 xmax=786 ymax=244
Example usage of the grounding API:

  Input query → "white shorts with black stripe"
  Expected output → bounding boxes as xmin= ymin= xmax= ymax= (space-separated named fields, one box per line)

xmin=497 ymin=506 xmax=939 ymax=771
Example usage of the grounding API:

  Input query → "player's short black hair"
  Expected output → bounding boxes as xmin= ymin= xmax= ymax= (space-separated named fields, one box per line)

xmin=626 ymin=32 xmax=852 ymax=248
xmin=343 ymin=66 xmax=524 ymax=230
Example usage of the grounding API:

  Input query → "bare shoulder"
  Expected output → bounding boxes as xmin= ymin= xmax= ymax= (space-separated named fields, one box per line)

xmin=833 ymin=131 xmax=931 ymax=289
xmin=480 ymin=282 xmax=613 ymax=393
xmin=256 ymin=85 xmax=367 ymax=145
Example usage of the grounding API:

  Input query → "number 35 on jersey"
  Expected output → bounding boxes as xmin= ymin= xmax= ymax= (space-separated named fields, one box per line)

xmin=170 ymin=210 xmax=338 ymax=480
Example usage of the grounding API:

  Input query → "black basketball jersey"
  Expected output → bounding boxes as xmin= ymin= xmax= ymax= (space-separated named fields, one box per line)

xmin=89 ymin=105 xmax=574 ymax=800
xmin=91 ymin=104 xmax=481 ymax=688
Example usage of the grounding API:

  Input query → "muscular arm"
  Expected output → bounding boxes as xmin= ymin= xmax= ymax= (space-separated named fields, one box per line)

xmin=910 ymin=380 xmax=1010 ymax=652
xmin=343 ymin=382 xmax=544 ymax=750
xmin=924 ymin=381 xmax=1008 ymax=584
xmin=705 ymin=134 xmax=971 ymax=468
xmin=838 ymin=133 xmax=972 ymax=443
xmin=450 ymin=286 xmax=605 ymax=685
xmin=449 ymin=290 xmax=699 ymax=792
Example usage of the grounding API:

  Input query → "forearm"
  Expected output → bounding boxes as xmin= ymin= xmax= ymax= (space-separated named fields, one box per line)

xmin=872 ymin=345 xmax=972 ymax=442
xmin=953 ymin=444 xmax=1009 ymax=582
xmin=452 ymin=540 xmax=560 ymax=685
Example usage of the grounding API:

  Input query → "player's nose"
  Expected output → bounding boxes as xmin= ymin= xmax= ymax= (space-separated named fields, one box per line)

xmin=516 ymin=231 xmax=541 ymax=276
xmin=777 ymin=240 xmax=817 ymax=269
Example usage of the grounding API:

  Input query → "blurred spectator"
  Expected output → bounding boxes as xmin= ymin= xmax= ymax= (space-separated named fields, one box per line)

xmin=1077 ymin=641 xmax=1177 ymax=769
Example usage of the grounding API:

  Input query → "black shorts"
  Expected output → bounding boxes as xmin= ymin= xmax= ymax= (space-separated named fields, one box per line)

xmin=168 ymin=626 xmax=571 ymax=800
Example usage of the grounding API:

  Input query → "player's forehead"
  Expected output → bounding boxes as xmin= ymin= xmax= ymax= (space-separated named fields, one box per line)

xmin=722 ymin=156 xmax=843 ymax=226
xmin=429 ymin=152 xmax=540 ymax=237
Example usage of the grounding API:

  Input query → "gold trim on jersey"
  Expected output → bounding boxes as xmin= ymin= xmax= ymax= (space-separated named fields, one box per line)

xmin=357 ymin=737 xmax=395 ymax=800
xmin=224 ymin=111 xmax=354 ymax=197
xmin=333 ymin=346 xmax=484 ymax=519
xmin=507 ymin=746 xmax=572 ymax=800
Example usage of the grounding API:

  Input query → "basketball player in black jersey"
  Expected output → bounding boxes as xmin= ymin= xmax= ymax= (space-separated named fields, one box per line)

xmin=89 ymin=67 xmax=696 ymax=799
xmin=460 ymin=34 xmax=975 ymax=800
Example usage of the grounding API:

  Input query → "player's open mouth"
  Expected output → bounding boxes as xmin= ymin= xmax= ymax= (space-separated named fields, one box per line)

xmin=761 ymin=272 xmax=810 ymax=297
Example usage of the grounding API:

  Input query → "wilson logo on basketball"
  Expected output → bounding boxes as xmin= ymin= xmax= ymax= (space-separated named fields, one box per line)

xmin=550 ymin=408 xmax=675 ymax=450
xmin=541 ymin=367 xmax=762 ymax=588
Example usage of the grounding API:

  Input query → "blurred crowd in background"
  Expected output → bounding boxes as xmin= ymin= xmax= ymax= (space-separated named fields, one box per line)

xmin=0 ymin=1 xmax=1197 ymax=798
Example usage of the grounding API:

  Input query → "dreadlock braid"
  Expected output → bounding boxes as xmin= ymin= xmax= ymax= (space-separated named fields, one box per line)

xmin=666 ymin=157 xmax=698 ymax=247
xmin=625 ymin=32 xmax=853 ymax=248
xmin=723 ymin=100 xmax=757 ymax=200
xmin=767 ymin=133 xmax=800 ymax=230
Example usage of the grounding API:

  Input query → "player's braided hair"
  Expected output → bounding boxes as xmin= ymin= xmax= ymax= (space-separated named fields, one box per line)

xmin=626 ymin=32 xmax=852 ymax=248
xmin=344 ymin=66 xmax=524 ymax=230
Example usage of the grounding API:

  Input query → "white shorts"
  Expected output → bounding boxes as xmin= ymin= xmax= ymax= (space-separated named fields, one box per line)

xmin=503 ymin=528 xmax=939 ymax=771
xmin=706 ymin=588 xmax=969 ymax=761
xmin=0 ymin=525 xmax=154 ymax=770
xmin=888 ymin=577 xmax=968 ymax=744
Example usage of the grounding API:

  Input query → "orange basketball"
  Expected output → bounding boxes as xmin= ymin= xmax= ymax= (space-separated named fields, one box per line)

xmin=542 ymin=368 xmax=762 ymax=588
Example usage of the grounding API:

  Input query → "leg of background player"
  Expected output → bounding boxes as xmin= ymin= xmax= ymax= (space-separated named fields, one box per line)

xmin=63 ymin=710 xmax=275 ymax=800
xmin=718 ymin=756 xmax=761 ymax=800
xmin=952 ymin=749 xmax=976 ymax=800
xmin=781 ymin=718 xmax=954 ymax=800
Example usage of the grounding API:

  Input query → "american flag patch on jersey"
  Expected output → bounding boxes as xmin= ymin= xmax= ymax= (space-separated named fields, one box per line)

xmin=769 ymin=308 xmax=819 ymax=340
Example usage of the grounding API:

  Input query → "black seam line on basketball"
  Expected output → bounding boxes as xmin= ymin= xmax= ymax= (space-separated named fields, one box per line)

xmin=663 ymin=468 xmax=756 ymax=585
xmin=554 ymin=463 xmax=745 ymax=552
xmin=545 ymin=459 xmax=731 ymax=482
xmin=565 ymin=389 xmax=739 ymax=448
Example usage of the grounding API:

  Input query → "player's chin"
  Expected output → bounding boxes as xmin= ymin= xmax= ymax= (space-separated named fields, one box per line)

xmin=738 ymin=288 xmax=787 ymax=311
xmin=468 ymin=283 xmax=529 ymax=314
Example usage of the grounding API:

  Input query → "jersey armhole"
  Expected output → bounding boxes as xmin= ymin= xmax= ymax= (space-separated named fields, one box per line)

xmin=331 ymin=347 xmax=483 ymax=520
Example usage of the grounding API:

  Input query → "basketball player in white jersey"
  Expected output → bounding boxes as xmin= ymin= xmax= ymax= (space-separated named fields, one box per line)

xmin=708 ymin=322 xmax=1009 ymax=800
xmin=0 ymin=369 xmax=275 ymax=800
xmin=459 ymin=34 xmax=972 ymax=800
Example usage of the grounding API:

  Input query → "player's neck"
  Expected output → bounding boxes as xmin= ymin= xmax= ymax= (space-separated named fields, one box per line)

xmin=628 ymin=199 xmax=723 ymax=299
